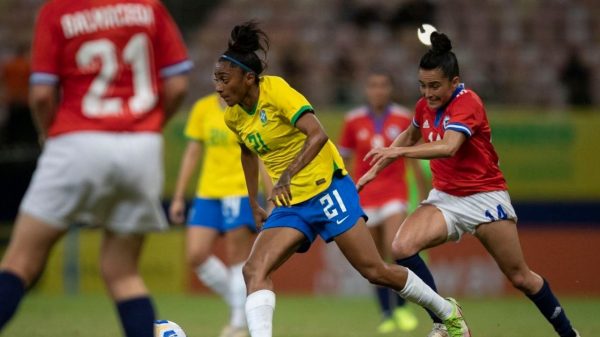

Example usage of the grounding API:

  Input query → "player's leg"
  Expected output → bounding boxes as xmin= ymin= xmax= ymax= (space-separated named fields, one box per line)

xmin=243 ymin=227 xmax=305 ymax=337
xmin=334 ymin=218 xmax=469 ymax=337
xmin=186 ymin=198 xmax=231 ymax=307
xmin=0 ymin=213 xmax=66 ymax=330
xmin=382 ymin=209 xmax=418 ymax=332
xmin=222 ymin=225 xmax=255 ymax=337
xmin=367 ymin=219 xmax=396 ymax=331
xmin=392 ymin=204 xmax=448 ymax=327
xmin=100 ymin=230 xmax=154 ymax=337
xmin=475 ymin=220 xmax=578 ymax=337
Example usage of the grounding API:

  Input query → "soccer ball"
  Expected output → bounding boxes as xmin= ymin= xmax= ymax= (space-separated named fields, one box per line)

xmin=154 ymin=320 xmax=187 ymax=337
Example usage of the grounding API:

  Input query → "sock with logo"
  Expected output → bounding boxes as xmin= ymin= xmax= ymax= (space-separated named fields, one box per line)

xmin=396 ymin=254 xmax=442 ymax=323
xmin=526 ymin=279 xmax=576 ymax=337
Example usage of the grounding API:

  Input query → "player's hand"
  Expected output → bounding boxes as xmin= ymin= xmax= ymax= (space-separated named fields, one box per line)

xmin=356 ymin=169 xmax=377 ymax=192
xmin=364 ymin=147 xmax=404 ymax=167
xmin=251 ymin=205 xmax=269 ymax=231
xmin=269 ymin=171 xmax=292 ymax=207
xmin=169 ymin=198 xmax=186 ymax=225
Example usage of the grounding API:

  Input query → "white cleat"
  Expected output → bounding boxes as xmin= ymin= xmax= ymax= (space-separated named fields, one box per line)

xmin=427 ymin=323 xmax=449 ymax=337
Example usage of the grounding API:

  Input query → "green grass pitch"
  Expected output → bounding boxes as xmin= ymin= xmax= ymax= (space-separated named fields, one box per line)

xmin=3 ymin=293 xmax=597 ymax=336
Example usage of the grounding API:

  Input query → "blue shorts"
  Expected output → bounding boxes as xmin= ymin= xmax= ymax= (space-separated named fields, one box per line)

xmin=264 ymin=174 xmax=366 ymax=253
xmin=187 ymin=196 xmax=256 ymax=233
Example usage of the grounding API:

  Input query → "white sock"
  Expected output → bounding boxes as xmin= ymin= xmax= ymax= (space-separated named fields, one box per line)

xmin=229 ymin=263 xmax=247 ymax=328
xmin=196 ymin=256 xmax=231 ymax=304
xmin=245 ymin=289 xmax=276 ymax=337
xmin=397 ymin=269 xmax=453 ymax=320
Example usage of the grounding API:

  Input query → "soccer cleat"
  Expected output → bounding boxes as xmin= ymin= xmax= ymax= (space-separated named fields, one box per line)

xmin=393 ymin=307 xmax=419 ymax=331
xmin=376 ymin=317 xmax=397 ymax=334
xmin=442 ymin=298 xmax=471 ymax=337
xmin=218 ymin=325 xmax=249 ymax=337
xmin=427 ymin=323 xmax=449 ymax=337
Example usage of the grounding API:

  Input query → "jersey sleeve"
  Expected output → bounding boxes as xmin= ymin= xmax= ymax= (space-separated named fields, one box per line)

xmin=272 ymin=77 xmax=313 ymax=126
xmin=412 ymin=100 xmax=425 ymax=129
xmin=445 ymin=94 xmax=482 ymax=137
xmin=30 ymin=3 xmax=61 ymax=85
xmin=184 ymin=100 xmax=205 ymax=141
xmin=338 ymin=118 xmax=355 ymax=157
xmin=153 ymin=2 xmax=193 ymax=78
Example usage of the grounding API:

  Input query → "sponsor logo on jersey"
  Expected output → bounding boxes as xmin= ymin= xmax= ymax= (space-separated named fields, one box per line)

xmin=423 ymin=120 xmax=430 ymax=129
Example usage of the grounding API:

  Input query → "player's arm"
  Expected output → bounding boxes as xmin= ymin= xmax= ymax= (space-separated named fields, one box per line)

xmin=169 ymin=140 xmax=202 ymax=224
xmin=272 ymin=112 xmax=328 ymax=207
xmin=356 ymin=124 xmax=421 ymax=191
xmin=29 ymin=84 xmax=58 ymax=143
xmin=161 ymin=74 xmax=189 ymax=122
xmin=258 ymin=160 xmax=275 ymax=213
xmin=240 ymin=143 xmax=268 ymax=228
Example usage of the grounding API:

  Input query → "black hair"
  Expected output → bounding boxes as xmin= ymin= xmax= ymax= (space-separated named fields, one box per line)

xmin=419 ymin=32 xmax=459 ymax=79
xmin=222 ymin=21 xmax=269 ymax=78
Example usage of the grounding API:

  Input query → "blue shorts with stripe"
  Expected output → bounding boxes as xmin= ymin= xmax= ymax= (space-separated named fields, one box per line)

xmin=187 ymin=196 xmax=256 ymax=233
xmin=264 ymin=173 xmax=367 ymax=253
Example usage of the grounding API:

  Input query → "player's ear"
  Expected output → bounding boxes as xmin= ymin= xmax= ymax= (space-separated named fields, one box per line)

xmin=451 ymin=76 xmax=460 ymax=88
xmin=244 ymin=71 xmax=256 ymax=85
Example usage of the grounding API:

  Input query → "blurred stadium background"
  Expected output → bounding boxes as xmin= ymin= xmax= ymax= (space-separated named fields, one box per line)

xmin=0 ymin=0 xmax=599 ymax=336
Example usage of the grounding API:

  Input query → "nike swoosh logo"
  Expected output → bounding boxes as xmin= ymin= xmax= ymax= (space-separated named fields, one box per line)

xmin=336 ymin=215 xmax=350 ymax=224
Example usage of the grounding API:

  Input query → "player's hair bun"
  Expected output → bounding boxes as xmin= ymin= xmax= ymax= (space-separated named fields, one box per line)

xmin=430 ymin=32 xmax=452 ymax=55
xmin=228 ymin=21 xmax=265 ymax=54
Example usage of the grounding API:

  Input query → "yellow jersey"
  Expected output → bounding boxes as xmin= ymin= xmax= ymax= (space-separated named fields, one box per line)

xmin=224 ymin=76 xmax=346 ymax=205
xmin=185 ymin=93 xmax=248 ymax=198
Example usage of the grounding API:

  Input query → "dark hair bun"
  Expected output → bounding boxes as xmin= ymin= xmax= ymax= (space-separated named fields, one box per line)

xmin=430 ymin=32 xmax=452 ymax=55
xmin=228 ymin=21 xmax=262 ymax=54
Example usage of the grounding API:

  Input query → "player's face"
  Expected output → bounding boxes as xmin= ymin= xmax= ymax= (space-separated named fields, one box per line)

xmin=213 ymin=61 xmax=256 ymax=107
xmin=365 ymin=74 xmax=393 ymax=109
xmin=418 ymin=68 xmax=460 ymax=109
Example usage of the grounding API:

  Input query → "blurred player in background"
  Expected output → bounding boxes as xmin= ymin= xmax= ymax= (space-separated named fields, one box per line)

xmin=215 ymin=21 xmax=470 ymax=337
xmin=358 ymin=31 xmax=580 ymax=337
xmin=338 ymin=69 xmax=425 ymax=334
xmin=169 ymin=92 xmax=272 ymax=337
xmin=0 ymin=1 xmax=191 ymax=336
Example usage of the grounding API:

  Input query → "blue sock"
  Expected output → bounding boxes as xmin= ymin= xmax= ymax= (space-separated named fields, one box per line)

xmin=116 ymin=296 xmax=156 ymax=337
xmin=526 ymin=279 xmax=576 ymax=337
xmin=0 ymin=271 xmax=26 ymax=331
xmin=375 ymin=286 xmax=393 ymax=318
xmin=396 ymin=254 xmax=442 ymax=324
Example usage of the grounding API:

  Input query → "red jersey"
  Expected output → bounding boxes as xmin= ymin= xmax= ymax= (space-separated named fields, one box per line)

xmin=413 ymin=84 xmax=507 ymax=196
xmin=339 ymin=104 xmax=411 ymax=207
xmin=30 ymin=0 xmax=192 ymax=137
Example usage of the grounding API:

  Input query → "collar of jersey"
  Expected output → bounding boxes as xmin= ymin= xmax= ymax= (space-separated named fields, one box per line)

xmin=434 ymin=83 xmax=465 ymax=128
xmin=239 ymin=102 xmax=258 ymax=115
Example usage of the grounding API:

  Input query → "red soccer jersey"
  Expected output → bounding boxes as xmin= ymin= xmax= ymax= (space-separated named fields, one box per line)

xmin=339 ymin=104 xmax=411 ymax=207
xmin=413 ymin=84 xmax=507 ymax=196
xmin=30 ymin=0 xmax=192 ymax=137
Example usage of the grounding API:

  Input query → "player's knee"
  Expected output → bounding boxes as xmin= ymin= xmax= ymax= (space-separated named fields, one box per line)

xmin=242 ymin=260 xmax=261 ymax=285
xmin=391 ymin=240 xmax=417 ymax=260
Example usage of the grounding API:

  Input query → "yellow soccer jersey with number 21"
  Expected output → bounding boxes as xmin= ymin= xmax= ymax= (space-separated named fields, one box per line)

xmin=224 ymin=76 xmax=346 ymax=205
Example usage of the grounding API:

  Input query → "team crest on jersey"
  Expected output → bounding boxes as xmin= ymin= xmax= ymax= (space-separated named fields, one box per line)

xmin=259 ymin=109 xmax=268 ymax=125
xmin=386 ymin=126 xmax=401 ymax=139
xmin=443 ymin=116 xmax=450 ymax=129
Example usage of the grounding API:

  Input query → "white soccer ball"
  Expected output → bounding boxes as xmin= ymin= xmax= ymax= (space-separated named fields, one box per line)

xmin=154 ymin=320 xmax=187 ymax=337
xmin=417 ymin=23 xmax=438 ymax=46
